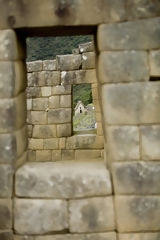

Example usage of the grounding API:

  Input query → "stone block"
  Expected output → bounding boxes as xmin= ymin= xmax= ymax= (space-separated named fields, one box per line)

xmin=30 ymin=111 xmax=47 ymax=124
xmin=57 ymin=54 xmax=81 ymax=71
xmin=27 ymin=125 xmax=32 ymax=138
xmin=115 ymin=196 xmax=160 ymax=232
xmin=82 ymin=52 xmax=96 ymax=69
xmin=98 ymin=18 xmax=160 ymax=51
xmin=0 ymin=199 xmax=12 ymax=229
xmin=27 ymin=99 xmax=32 ymax=110
xmin=32 ymin=98 xmax=48 ymax=111
xmin=57 ymin=124 xmax=71 ymax=137
xmin=69 ymin=197 xmax=115 ymax=233
xmin=43 ymin=59 xmax=57 ymax=71
xmin=149 ymin=50 xmax=160 ymax=76
xmin=33 ymin=125 xmax=57 ymax=138
xmin=27 ymin=72 xmax=45 ymax=87
xmin=0 ymin=231 xmax=13 ymax=240
xmin=112 ymin=162 xmax=160 ymax=194
xmin=0 ymin=165 xmax=12 ymax=197
xmin=43 ymin=71 xmax=60 ymax=86
xmin=79 ymin=42 xmax=94 ymax=53
xmin=41 ymin=86 xmax=51 ymax=96
xmin=49 ymin=96 xmax=60 ymax=109
xmin=26 ymin=61 xmax=42 ymax=72
xmin=52 ymin=150 xmax=61 ymax=161
xmin=98 ymin=51 xmax=149 ymax=83
xmin=15 ymin=161 xmax=112 ymax=198
xmin=14 ymin=198 xmax=68 ymax=235
xmin=97 ymin=122 xmax=103 ymax=136
xmin=75 ymin=150 xmax=102 ymax=160
xmin=26 ymin=86 xmax=41 ymax=98
xmin=107 ymin=126 xmax=140 ymax=161
xmin=119 ymin=232 xmax=160 ymax=240
xmin=0 ymin=61 xmax=26 ymax=98
xmin=102 ymin=82 xmax=160 ymax=124
xmin=48 ymin=108 xmax=71 ymax=124
xmin=0 ymin=133 xmax=16 ymax=164
xmin=0 ymin=92 xmax=26 ymax=133
xmin=43 ymin=138 xmax=59 ymax=150
xmin=36 ymin=150 xmax=52 ymax=162
xmin=61 ymin=70 xmax=96 ymax=85
xmin=127 ymin=0 xmax=160 ymax=20
xmin=15 ymin=126 xmax=28 ymax=157
xmin=0 ymin=30 xmax=23 ymax=60
xmin=59 ymin=138 xmax=66 ymax=149
xmin=61 ymin=150 xmax=74 ymax=160
xmin=52 ymin=85 xmax=71 ymax=95
xmin=60 ymin=95 xmax=71 ymax=108
xmin=28 ymin=139 xmax=43 ymax=150
xmin=141 ymin=126 xmax=160 ymax=160
xmin=27 ymin=150 xmax=36 ymax=162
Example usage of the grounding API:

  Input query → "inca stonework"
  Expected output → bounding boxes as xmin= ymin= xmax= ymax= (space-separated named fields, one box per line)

xmin=0 ymin=1 xmax=160 ymax=240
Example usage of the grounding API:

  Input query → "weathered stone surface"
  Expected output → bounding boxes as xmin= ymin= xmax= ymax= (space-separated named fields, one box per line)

xmin=36 ymin=150 xmax=52 ymax=162
xmin=61 ymin=150 xmax=75 ymax=160
xmin=119 ymin=232 xmax=160 ymax=240
xmin=28 ymin=139 xmax=43 ymax=150
xmin=102 ymin=82 xmax=160 ymax=124
xmin=30 ymin=111 xmax=47 ymax=124
xmin=98 ymin=18 xmax=160 ymax=50
xmin=52 ymin=150 xmax=61 ymax=161
xmin=79 ymin=42 xmax=94 ymax=53
xmin=0 ymin=199 xmax=12 ymax=229
xmin=75 ymin=150 xmax=102 ymax=160
xmin=14 ymin=199 xmax=68 ymax=234
xmin=26 ymin=86 xmax=41 ymax=98
xmin=149 ymin=50 xmax=160 ymax=76
xmin=14 ymin=232 xmax=116 ymax=240
xmin=0 ymin=61 xmax=26 ymax=98
xmin=82 ymin=52 xmax=95 ymax=69
xmin=33 ymin=125 xmax=57 ymax=138
xmin=27 ymin=125 xmax=32 ymax=138
xmin=27 ymin=61 xmax=43 ymax=72
xmin=57 ymin=124 xmax=71 ymax=137
xmin=49 ymin=96 xmax=60 ymax=108
xmin=127 ymin=0 xmax=160 ymax=20
xmin=16 ymin=151 xmax=27 ymax=169
xmin=15 ymin=126 xmax=28 ymax=157
xmin=15 ymin=161 xmax=112 ymax=198
xmin=0 ymin=231 xmax=13 ymax=240
xmin=52 ymin=85 xmax=71 ymax=95
xmin=107 ymin=126 xmax=140 ymax=161
xmin=0 ymin=165 xmax=12 ymax=197
xmin=44 ymin=138 xmax=59 ymax=150
xmin=27 ymin=99 xmax=32 ymax=110
xmin=27 ymin=150 xmax=36 ymax=162
xmin=112 ymin=162 xmax=160 ymax=194
xmin=115 ymin=196 xmax=160 ymax=232
xmin=59 ymin=138 xmax=66 ymax=149
xmin=43 ymin=71 xmax=60 ymax=86
xmin=57 ymin=54 xmax=81 ymax=71
xmin=141 ymin=126 xmax=160 ymax=160
xmin=48 ymin=108 xmax=71 ymax=124
xmin=41 ymin=86 xmax=51 ymax=96
xmin=72 ymin=48 xmax=79 ymax=54
xmin=60 ymin=95 xmax=71 ymax=108
xmin=0 ymin=133 xmax=16 ymax=164
xmin=69 ymin=197 xmax=115 ymax=232
xmin=99 ymin=51 xmax=149 ymax=83
xmin=61 ymin=70 xmax=96 ymax=85
xmin=0 ymin=30 xmax=23 ymax=60
xmin=27 ymin=72 xmax=45 ymax=87
xmin=32 ymin=98 xmax=48 ymax=110
xmin=43 ymin=60 xmax=57 ymax=71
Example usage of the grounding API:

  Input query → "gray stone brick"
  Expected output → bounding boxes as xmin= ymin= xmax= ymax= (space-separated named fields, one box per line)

xmin=33 ymin=125 xmax=57 ymax=138
xmin=0 ymin=165 xmax=12 ymax=197
xmin=26 ymin=61 xmax=43 ymax=72
xmin=0 ymin=199 xmax=12 ymax=229
xmin=61 ymin=70 xmax=96 ymax=85
xmin=32 ymin=98 xmax=48 ymax=111
xmin=52 ymin=85 xmax=71 ymax=95
xmin=57 ymin=124 xmax=71 ymax=137
xmin=149 ymin=50 xmax=160 ymax=76
xmin=82 ymin=52 xmax=96 ymax=69
xmin=57 ymin=54 xmax=81 ymax=71
xmin=43 ymin=71 xmax=60 ymax=86
xmin=27 ymin=72 xmax=45 ymax=87
xmin=43 ymin=59 xmax=57 ymax=71
xmin=48 ymin=108 xmax=71 ymax=124
xmin=0 ymin=133 xmax=16 ymax=164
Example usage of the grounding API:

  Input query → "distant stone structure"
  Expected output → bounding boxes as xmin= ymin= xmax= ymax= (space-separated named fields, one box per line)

xmin=0 ymin=2 xmax=160 ymax=240
xmin=74 ymin=101 xmax=86 ymax=115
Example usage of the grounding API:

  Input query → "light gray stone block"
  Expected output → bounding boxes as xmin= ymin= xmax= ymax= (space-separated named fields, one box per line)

xmin=0 ymin=165 xmax=12 ymax=197
xmin=79 ymin=42 xmax=94 ymax=53
xmin=26 ymin=86 xmax=41 ymax=98
xmin=52 ymin=85 xmax=71 ymax=95
xmin=69 ymin=197 xmax=115 ymax=232
xmin=48 ymin=108 xmax=71 ymax=124
xmin=61 ymin=70 xmax=96 ymax=85
xmin=33 ymin=125 xmax=57 ymax=138
xmin=14 ymin=199 xmax=68 ymax=234
xmin=57 ymin=54 xmax=81 ymax=71
xmin=149 ymin=50 xmax=160 ymax=76
xmin=82 ymin=52 xmax=96 ymax=69
xmin=43 ymin=71 xmax=60 ymax=86
xmin=15 ymin=161 xmax=112 ymax=198
xmin=0 ymin=199 xmax=12 ymax=229
xmin=26 ymin=61 xmax=42 ymax=72
xmin=57 ymin=124 xmax=71 ymax=137
xmin=27 ymin=72 xmax=45 ymax=87
xmin=43 ymin=59 xmax=57 ymax=71
xmin=32 ymin=98 xmax=48 ymax=111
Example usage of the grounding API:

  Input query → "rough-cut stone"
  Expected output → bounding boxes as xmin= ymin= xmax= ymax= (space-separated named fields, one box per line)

xmin=30 ymin=111 xmax=47 ymax=124
xmin=52 ymin=85 xmax=71 ymax=95
xmin=99 ymin=51 xmax=149 ymax=83
xmin=127 ymin=0 xmax=160 ymax=20
xmin=27 ymin=72 xmax=45 ymax=87
xmin=16 ymin=151 xmax=27 ymax=169
xmin=112 ymin=162 xmax=160 ymax=194
xmin=49 ymin=96 xmax=60 ymax=108
xmin=26 ymin=86 xmax=41 ymax=98
xmin=36 ymin=150 xmax=52 ymax=162
xmin=82 ymin=52 xmax=95 ymax=69
xmin=59 ymin=138 xmax=66 ymax=149
xmin=52 ymin=150 xmax=61 ymax=161
xmin=43 ymin=71 xmax=60 ymax=86
xmin=15 ymin=126 xmax=28 ymax=157
xmin=28 ymin=139 xmax=43 ymax=150
xmin=119 ymin=232 xmax=160 ymax=240
xmin=57 ymin=54 xmax=81 ymax=71
xmin=0 ymin=231 xmax=13 ymax=240
xmin=0 ymin=133 xmax=16 ymax=164
xmin=43 ymin=138 xmax=59 ymax=150
xmin=75 ymin=150 xmax=102 ymax=160
xmin=32 ymin=98 xmax=48 ymax=110
xmin=15 ymin=161 xmax=112 ymax=198
xmin=98 ymin=18 xmax=160 ymax=50
xmin=14 ymin=199 xmax=68 ymax=234
xmin=27 ymin=150 xmax=36 ymax=162
xmin=60 ymin=95 xmax=71 ymax=108
xmin=141 ymin=126 xmax=160 ymax=160
xmin=115 ymin=196 xmax=160 ymax=232
xmin=27 ymin=99 xmax=32 ymax=110
xmin=69 ymin=197 xmax=115 ymax=233
xmin=43 ymin=60 xmax=57 ymax=71
xmin=33 ymin=125 xmax=57 ymax=138
xmin=0 ymin=199 xmax=12 ymax=229
xmin=0 ymin=165 xmax=12 ymax=197
xmin=107 ymin=126 xmax=140 ymax=161
xmin=0 ymin=61 xmax=26 ymax=98
xmin=149 ymin=50 xmax=160 ymax=76
xmin=102 ymin=82 xmax=160 ymax=124
xmin=14 ymin=232 xmax=117 ymax=240
xmin=41 ymin=86 xmax=51 ymax=96
xmin=61 ymin=70 xmax=96 ymax=85
xmin=27 ymin=61 xmax=43 ymax=72
xmin=61 ymin=150 xmax=75 ymax=160
xmin=0 ymin=30 xmax=23 ymax=60
xmin=48 ymin=108 xmax=71 ymax=124
xmin=79 ymin=42 xmax=94 ymax=53
xmin=57 ymin=124 xmax=71 ymax=137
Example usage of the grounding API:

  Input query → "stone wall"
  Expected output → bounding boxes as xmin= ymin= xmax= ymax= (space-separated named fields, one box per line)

xmin=26 ymin=42 xmax=104 ymax=162
xmin=0 ymin=1 xmax=160 ymax=240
